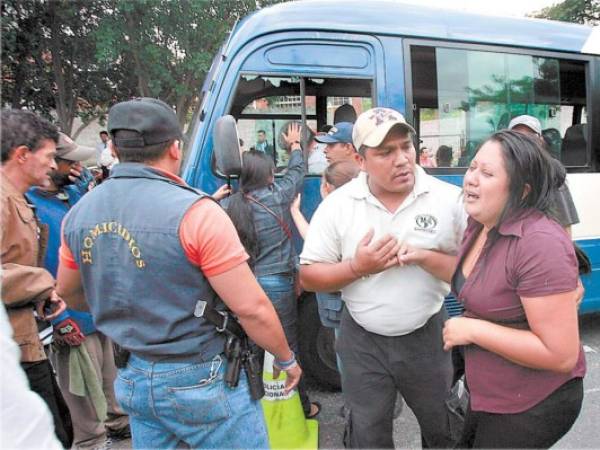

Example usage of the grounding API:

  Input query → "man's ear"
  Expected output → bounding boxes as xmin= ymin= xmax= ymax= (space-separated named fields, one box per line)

xmin=168 ymin=140 xmax=181 ymax=160
xmin=12 ymin=145 xmax=30 ymax=164
xmin=359 ymin=152 xmax=367 ymax=170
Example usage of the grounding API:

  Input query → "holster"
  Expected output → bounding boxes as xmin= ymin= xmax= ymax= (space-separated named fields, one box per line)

xmin=113 ymin=342 xmax=130 ymax=369
xmin=195 ymin=300 xmax=264 ymax=399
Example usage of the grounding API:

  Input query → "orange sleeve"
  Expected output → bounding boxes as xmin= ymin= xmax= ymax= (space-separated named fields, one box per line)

xmin=180 ymin=198 xmax=249 ymax=277
xmin=59 ymin=230 xmax=79 ymax=270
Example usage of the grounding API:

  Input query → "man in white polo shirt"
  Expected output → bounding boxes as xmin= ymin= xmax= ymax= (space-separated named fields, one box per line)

xmin=300 ymin=107 xmax=466 ymax=448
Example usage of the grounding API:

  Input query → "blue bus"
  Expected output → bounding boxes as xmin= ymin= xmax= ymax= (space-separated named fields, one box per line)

xmin=183 ymin=0 xmax=600 ymax=388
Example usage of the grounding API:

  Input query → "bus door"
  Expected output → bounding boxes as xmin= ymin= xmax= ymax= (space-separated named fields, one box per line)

xmin=189 ymin=33 xmax=382 ymax=388
xmin=217 ymin=33 xmax=383 ymax=221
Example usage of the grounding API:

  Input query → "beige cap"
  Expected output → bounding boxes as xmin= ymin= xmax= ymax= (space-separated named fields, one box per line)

xmin=56 ymin=133 xmax=95 ymax=162
xmin=352 ymin=107 xmax=415 ymax=150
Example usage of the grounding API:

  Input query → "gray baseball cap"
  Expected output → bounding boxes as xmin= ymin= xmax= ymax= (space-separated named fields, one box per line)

xmin=108 ymin=98 xmax=183 ymax=148
xmin=55 ymin=133 xmax=95 ymax=162
xmin=508 ymin=115 xmax=542 ymax=136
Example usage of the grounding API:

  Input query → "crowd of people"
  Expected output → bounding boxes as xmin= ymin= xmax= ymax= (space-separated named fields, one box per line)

xmin=0 ymin=99 xmax=587 ymax=450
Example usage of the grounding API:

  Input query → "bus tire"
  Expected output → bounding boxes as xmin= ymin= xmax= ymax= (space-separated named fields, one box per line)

xmin=297 ymin=293 xmax=341 ymax=391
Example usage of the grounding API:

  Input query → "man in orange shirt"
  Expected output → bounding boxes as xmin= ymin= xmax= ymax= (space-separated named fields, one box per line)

xmin=56 ymin=98 xmax=301 ymax=449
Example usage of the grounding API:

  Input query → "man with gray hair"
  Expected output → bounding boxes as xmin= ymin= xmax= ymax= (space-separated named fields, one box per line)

xmin=300 ymin=107 xmax=466 ymax=448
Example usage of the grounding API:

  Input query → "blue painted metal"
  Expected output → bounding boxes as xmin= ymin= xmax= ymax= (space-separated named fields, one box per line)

xmin=228 ymin=1 xmax=593 ymax=57
xmin=182 ymin=0 xmax=599 ymax=316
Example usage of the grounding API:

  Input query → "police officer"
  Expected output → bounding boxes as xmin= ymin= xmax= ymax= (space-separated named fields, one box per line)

xmin=56 ymin=98 xmax=301 ymax=449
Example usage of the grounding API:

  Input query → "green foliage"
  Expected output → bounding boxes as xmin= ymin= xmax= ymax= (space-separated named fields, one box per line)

xmin=2 ymin=0 xmax=288 ymax=134
xmin=94 ymin=0 xmax=287 ymax=126
xmin=1 ymin=0 xmax=137 ymax=134
xmin=532 ymin=0 xmax=599 ymax=25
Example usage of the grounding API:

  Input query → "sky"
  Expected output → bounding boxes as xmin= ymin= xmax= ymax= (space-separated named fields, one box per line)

xmin=395 ymin=0 xmax=561 ymax=18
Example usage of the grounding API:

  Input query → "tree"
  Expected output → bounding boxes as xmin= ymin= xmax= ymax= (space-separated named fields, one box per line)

xmin=2 ymin=0 xmax=286 ymax=134
xmin=1 ymin=0 xmax=137 ymax=136
xmin=531 ymin=0 xmax=599 ymax=25
xmin=95 ymin=0 xmax=286 ymax=128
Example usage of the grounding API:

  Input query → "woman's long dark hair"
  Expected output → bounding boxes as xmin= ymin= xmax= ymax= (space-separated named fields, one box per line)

xmin=225 ymin=150 xmax=275 ymax=266
xmin=487 ymin=130 xmax=566 ymax=228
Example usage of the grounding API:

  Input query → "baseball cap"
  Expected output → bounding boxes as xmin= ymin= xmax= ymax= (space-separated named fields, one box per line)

xmin=315 ymin=122 xmax=354 ymax=144
xmin=352 ymin=107 xmax=415 ymax=150
xmin=508 ymin=115 xmax=542 ymax=136
xmin=108 ymin=97 xmax=183 ymax=148
xmin=55 ymin=132 xmax=95 ymax=162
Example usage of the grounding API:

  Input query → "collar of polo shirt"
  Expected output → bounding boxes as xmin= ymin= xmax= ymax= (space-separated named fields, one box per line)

xmin=348 ymin=165 xmax=431 ymax=203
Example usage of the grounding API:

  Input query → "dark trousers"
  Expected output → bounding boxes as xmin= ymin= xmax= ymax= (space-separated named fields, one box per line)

xmin=338 ymin=307 xmax=454 ymax=449
xmin=22 ymin=359 xmax=73 ymax=448
xmin=458 ymin=377 xmax=583 ymax=448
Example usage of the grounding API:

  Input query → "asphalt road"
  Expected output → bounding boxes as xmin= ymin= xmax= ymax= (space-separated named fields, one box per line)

xmin=307 ymin=312 xmax=600 ymax=449
xmin=114 ymin=312 xmax=599 ymax=449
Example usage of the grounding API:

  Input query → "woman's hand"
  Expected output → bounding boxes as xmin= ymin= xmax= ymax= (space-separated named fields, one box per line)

xmin=212 ymin=184 xmax=232 ymax=201
xmin=397 ymin=242 xmax=425 ymax=266
xmin=282 ymin=123 xmax=302 ymax=150
xmin=291 ymin=193 xmax=301 ymax=213
xmin=443 ymin=317 xmax=479 ymax=351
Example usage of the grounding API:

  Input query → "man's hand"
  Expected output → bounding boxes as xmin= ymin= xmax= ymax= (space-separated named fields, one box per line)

xmin=272 ymin=361 xmax=303 ymax=394
xmin=351 ymin=229 xmax=401 ymax=276
xmin=36 ymin=290 xmax=67 ymax=321
xmin=68 ymin=162 xmax=83 ymax=183
xmin=53 ymin=317 xmax=85 ymax=346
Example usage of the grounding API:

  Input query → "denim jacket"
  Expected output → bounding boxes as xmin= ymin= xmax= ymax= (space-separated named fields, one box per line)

xmin=250 ymin=149 xmax=304 ymax=277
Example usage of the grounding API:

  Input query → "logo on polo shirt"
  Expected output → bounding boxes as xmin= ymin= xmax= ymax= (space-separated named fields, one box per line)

xmin=414 ymin=214 xmax=438 ymax=233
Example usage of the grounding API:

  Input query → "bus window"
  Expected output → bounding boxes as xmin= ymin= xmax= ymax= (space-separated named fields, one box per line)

xmin=229 ymin=74 xmax=371 ymax=174
xmin=410 ymin=45 xmax=589 ymax=168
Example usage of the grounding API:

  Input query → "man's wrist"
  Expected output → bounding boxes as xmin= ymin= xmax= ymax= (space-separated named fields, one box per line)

xmin=274 ymin=350 xmax=297 ymax=370
xmin=348 ymin=258 xmax=364 ymax=278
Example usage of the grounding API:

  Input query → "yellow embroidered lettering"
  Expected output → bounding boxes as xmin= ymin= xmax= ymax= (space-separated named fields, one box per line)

xmin=90 ymin=224 xmax=102 ymax=239
xmin=119 ymin=227 xmax=130 ymax=241
xmin=83 ymin=236 xmax=94 ymax=249
xmin=81 ymin=250 xmax=93 ymax=264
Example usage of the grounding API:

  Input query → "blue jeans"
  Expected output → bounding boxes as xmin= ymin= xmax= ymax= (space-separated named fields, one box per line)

xmin=257 ymin=273 xmax=312 ymax=415
xmin=114 ymin=354 xmax=268 ymax=449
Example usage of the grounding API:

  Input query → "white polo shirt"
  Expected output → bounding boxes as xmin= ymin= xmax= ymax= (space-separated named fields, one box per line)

xmin=300 ymin=166 xmax=466 ymax=336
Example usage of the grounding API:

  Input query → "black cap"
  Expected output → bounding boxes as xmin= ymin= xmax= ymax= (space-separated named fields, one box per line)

xmin=108 ymin=98 xmax=183 ymax=148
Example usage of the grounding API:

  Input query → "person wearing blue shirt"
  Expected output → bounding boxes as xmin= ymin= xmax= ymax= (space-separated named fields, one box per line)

xmin=27 ymin=133 xmax=130 ymax=449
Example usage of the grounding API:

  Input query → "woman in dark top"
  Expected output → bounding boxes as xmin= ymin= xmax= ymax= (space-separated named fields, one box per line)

xmin=438 ymin=131 xmax=585 ymax=448
xmin=225 ymin=123 xmax=320 ymax=418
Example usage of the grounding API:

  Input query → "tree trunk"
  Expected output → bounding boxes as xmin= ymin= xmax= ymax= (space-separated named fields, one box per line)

xmin=72 ymin=113 xmax=102 ymax=140
xmin=124 ymin=10 xmax=151 ymax=97
xmin=10 ymin=7 xmax=37 ymax=108
xmin=48 ymin=2 xmax=74 ymax=134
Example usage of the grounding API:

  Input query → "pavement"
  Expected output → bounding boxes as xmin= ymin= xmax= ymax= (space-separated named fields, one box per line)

xmin=111 ymin=312 xmax=600 ymax=449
